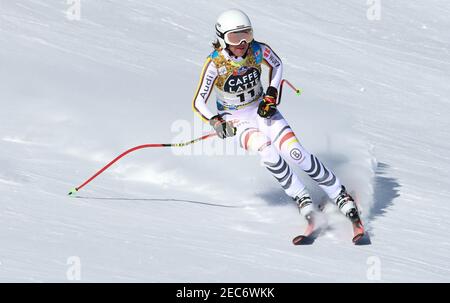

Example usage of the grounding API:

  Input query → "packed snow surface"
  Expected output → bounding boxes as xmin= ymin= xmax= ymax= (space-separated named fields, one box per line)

xmin=1 ymin=0 xmax=449 ymax=282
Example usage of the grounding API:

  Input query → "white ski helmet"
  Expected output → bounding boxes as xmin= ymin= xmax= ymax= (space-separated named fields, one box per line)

xmin=215 ymin=9 xmax=253 ymax=49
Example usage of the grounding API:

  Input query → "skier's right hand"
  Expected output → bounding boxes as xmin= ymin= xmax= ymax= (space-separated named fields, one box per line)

xmin=209 ymin=114 xmax=236 ymax=139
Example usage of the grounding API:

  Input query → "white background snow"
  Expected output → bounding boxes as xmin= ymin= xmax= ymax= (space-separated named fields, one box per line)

xmin=1 ymin=0 xmax=449 ymax=282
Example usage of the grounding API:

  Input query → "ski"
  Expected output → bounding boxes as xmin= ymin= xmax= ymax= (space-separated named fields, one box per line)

xmin=292 ymin=192 xmax=370 ymax=245
xmin=352 ymin=219 xmax=365 ymax=244
xmin=292 ymin=220 xmax=316 ymax=245
xmin=292 ymin=197 xmax=329 ymax=245
xmin=349 ymin=191 xmax=370 ymax=245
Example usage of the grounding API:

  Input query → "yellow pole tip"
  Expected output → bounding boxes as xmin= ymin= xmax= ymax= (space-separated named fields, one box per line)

xmin=68 ymin=188 xmax=78 ymax=196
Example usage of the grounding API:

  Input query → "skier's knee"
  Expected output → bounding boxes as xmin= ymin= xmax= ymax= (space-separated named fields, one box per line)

xmin=241 ymin=129 xmax=271 ymax=153
xmin=275 ymin=131 xmax=309 ymax=164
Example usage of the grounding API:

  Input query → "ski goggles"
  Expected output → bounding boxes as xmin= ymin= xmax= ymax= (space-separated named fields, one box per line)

xmin=224 ymin=28 xmax=253 ymax=45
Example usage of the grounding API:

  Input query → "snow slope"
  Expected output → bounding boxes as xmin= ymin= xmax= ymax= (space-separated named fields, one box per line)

xmin=1 ymin=0 xmax=449 ymax=282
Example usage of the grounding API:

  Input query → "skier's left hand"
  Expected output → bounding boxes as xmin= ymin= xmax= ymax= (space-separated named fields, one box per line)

xmin=258 ymin=86 xmax=278 ymax=119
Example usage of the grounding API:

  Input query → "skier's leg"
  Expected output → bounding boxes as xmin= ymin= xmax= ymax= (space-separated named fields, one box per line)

xmin=258 ymin=143 xmax=314 ymax=218
xmin=258 ymin=111 xmax=358 ymax=220
xmin=225 ymin=110 xmax=314 ymax=217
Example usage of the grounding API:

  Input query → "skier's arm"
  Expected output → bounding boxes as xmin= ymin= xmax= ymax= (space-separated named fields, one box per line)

xmin=260 ymin=43 xmax=283 ymax=90
xmin=192 ymin=57 xmax=218 ymax=122
xmin=258 ymin=43 xmax=283 ymax=118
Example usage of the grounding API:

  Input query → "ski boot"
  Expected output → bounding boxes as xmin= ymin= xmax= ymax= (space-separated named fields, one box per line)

xmin=334 ymin=185 xmax=360 ymax=223
xmin=295 ymin=193 xmax=315 ymax=223
xmin=292 ymin=191 xmax=316 ymax=245
xmin=334 ymin=186 xmax=365 ymax=243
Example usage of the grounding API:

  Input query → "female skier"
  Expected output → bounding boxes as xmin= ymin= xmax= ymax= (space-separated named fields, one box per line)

xmin=192 ymin=9 xmax=362 ymax=243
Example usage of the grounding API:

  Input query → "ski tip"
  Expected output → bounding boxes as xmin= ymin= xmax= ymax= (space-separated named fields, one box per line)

xmin=352 ymin=233 xmax=365 ymax=244
xmin=292 ymin=235 xmax=307 ymax=245
xmin=292 ymin=234 xmax=317 ymax=245
xmin=353 ymin=232 xmax=372 ymax=245
xmin=67 ymin=187 xmax=78 ymax=196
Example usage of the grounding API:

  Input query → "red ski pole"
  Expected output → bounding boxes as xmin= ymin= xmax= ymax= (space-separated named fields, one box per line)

xmin=69 ymin=79 xmax=300 ymax=196
xmin=278 ymin=79 xmax=302 ymax=105
xmin=68 ymin=132 xmax=217 ymax=196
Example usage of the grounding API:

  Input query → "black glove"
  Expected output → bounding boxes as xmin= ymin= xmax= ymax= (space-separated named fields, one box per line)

xmin=209 ymin=114 xmax=236 ymax=139
xmin=257 ymin=86 xmax=278 ymax=118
